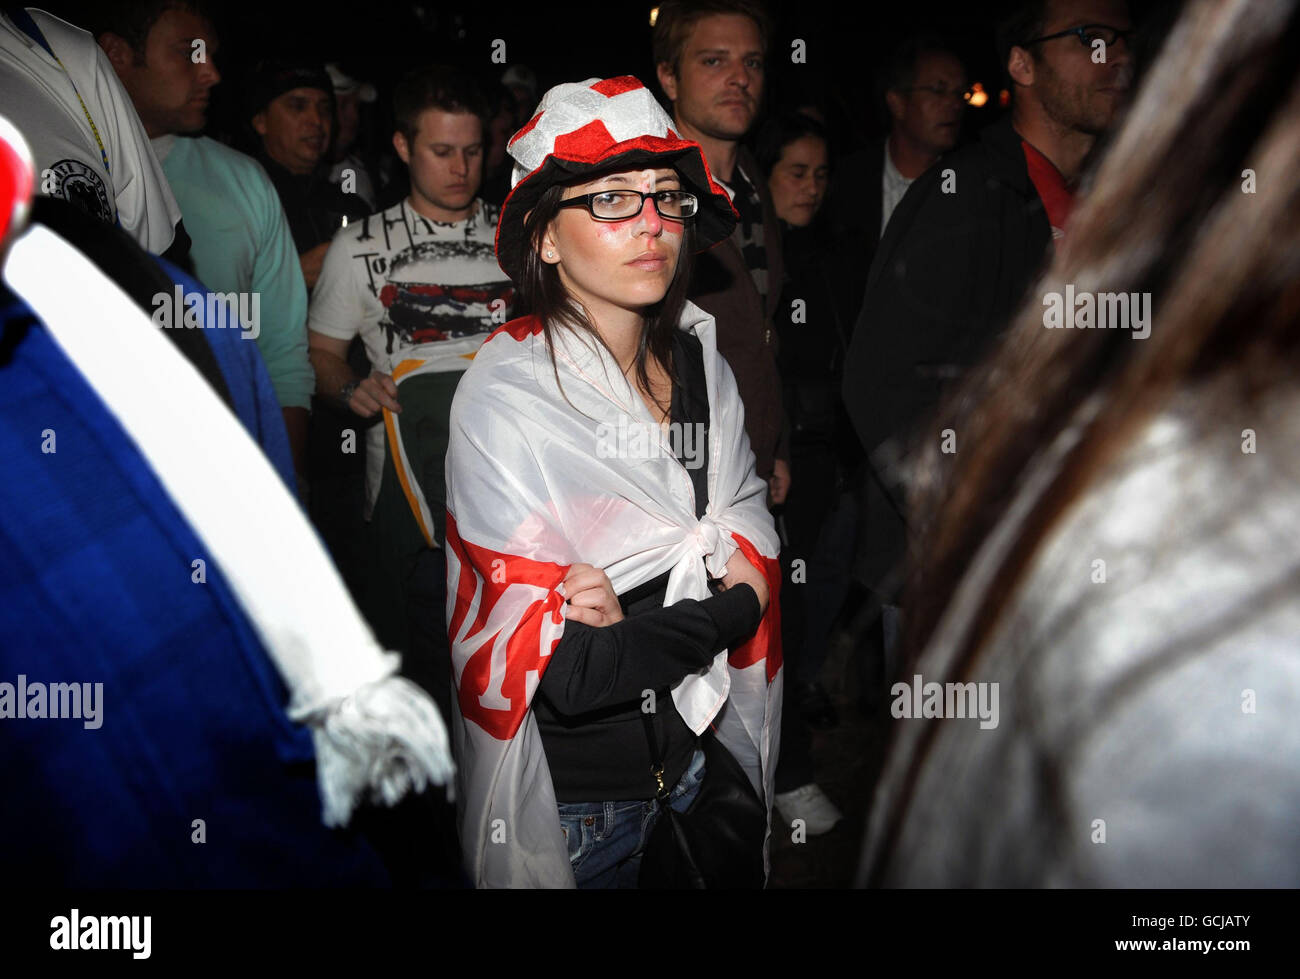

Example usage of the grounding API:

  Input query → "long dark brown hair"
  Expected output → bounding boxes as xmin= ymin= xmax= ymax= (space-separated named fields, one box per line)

xmin=518 ymin=175 xmax=696 ymax=414
xmin=870 ymin=0 xmax=1300 ymax=882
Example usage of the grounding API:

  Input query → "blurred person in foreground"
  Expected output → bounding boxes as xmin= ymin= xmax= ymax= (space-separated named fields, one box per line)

xmin=859 ymin=0 xmax=1300 ymax=887
xmin=0 ymin=115 xmax=457 ymax=886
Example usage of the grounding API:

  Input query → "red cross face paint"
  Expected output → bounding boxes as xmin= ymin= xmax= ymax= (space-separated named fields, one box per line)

xmin=493 ymin=75 xmax=736 ymax=284
xmin=544 ymin=167 xmax=685 ymax=319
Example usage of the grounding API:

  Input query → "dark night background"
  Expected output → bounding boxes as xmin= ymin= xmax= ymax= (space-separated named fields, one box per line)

xmin=42 ymin=0 xmax=1182 ymax=161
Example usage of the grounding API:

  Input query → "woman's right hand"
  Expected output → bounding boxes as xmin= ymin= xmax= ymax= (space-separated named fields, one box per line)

xmin=718 ymin=549 xmax=770 ymax=617
xmin=560 ymin=563 xmax=625 ymax=627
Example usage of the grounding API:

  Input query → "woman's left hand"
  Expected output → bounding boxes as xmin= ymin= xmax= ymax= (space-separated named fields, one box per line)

xmin=560 ymin=563 xmax=625 ymax=627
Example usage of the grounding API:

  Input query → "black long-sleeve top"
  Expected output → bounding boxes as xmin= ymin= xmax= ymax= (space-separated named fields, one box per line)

xmin=532 ymin=328 xmax=763 ymax=802
xmin=257 ymin=152 xmax=368 ymax=252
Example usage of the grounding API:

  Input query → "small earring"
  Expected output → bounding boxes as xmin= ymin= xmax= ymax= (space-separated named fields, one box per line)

xmin=546 ymin=250 xmax=555 ymax=259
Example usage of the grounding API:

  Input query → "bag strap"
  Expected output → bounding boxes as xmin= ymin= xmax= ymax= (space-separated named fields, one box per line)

xmin=639 ymin=710 xmax=672 ymax=806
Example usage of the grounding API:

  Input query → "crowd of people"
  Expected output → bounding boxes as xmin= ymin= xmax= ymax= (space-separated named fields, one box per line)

xmin=2 ymin=0 xmax=1297 ymax=890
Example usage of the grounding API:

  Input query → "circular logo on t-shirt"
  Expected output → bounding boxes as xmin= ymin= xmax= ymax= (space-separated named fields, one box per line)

xmin=46 ymin=158 xmax=113 ymax=225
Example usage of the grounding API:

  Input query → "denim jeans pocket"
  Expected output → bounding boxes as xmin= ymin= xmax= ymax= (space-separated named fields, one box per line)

xmin=557 ymin=804 xmax=595 ymax=869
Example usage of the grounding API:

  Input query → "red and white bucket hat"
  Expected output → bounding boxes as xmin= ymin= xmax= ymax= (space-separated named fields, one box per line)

xmin=494 ymin=75 xmax=737 ymax=283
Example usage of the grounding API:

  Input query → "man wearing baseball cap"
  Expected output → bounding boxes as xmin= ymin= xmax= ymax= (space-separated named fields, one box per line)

xmin=249 ymin=58 xmax=366 ymax=290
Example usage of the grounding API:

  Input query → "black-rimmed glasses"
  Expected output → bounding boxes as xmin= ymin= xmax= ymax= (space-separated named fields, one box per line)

xmin=1021 ymin=23 xmax=1133 ymax=49
xmin=557 ymin=189 xmax=698 ymax=221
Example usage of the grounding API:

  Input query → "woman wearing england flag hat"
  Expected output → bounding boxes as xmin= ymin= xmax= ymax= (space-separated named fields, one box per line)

xmin=444 ymin=76 xmax=784 ymax=888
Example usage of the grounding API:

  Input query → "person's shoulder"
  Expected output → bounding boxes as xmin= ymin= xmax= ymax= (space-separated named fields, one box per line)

xmin=994 ymin=382 xmax=1300 ymax=705
xmin=871 ymin=139 xmax=990 ymax=268
xmin=678 ymin=300 xmax=735 ymax=386
xmin=450 ymin=317 xmax=545 ymax=410
xmin=187 ymin=136 xmax=268 ymax=179
xmin=467 ymin=314 xmax=548 ymax=379
xmin=905 ymin=142 xmax=985 ymax=208
xmin=914 ymin=116 xmax=1034 ymax=210
xmin=481 ymin=313 xmax=544 ymax=348
xmin=28 ymin=8 xmax=93 ymax=54
xmin=178 ymin=138 xmax=282 ymax=205
xmin=29 ymin=9 xmax=113 ymax=98
xmin=945 ymin=126 xmax=1004 ymax=170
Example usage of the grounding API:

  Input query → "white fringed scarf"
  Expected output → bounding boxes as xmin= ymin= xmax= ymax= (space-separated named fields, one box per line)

xmin=5 ymin=224 xmax=455 ymax=828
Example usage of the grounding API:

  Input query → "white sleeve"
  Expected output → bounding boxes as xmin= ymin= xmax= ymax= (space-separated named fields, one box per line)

xmin=306 ymin=229 xmax=364 ymax=342
xmin=34 ymin=9 xmax=181 ymax=254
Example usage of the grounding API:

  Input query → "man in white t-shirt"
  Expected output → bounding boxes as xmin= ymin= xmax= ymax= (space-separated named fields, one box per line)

xmin=307 ymin=66 xmax=514 ymax=706
xmin=0 ymin=6 xmax=181 ymax=256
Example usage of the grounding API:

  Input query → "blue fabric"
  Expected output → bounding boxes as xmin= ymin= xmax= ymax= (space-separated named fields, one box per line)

xmin=154 ymin=257 xmax=296 ymax=494
xmin=0 ymin=293 xmax=388 ymax=886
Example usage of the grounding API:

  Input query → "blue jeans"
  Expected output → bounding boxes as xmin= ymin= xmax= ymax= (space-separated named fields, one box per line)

xmin=557 ymin=746 xmax=706 ymax=888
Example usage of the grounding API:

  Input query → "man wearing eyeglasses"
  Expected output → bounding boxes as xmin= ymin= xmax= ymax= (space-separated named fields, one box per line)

xmin=841 ymin=0 xmax=1133 ymax=679
xmin=879 ymin=40 xmax=969 ymax=238
xmin=829 ymin=35 xmax=968 ymax=322
xmin=843 ymin=0 xmax=1133 ymax=454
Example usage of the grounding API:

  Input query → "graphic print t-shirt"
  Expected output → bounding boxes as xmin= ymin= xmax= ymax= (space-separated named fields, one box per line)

xmin=308 ymin=198 xmax=515 ymax=512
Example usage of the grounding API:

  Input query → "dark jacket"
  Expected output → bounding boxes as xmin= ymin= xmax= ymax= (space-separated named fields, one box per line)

xmin=841 ymin=114 xmax=1053 ymax=455
xmin=689 ymin=144 xmax=787 ymax=480
xmin=773 ymin=220 xmax=862 ymax=470
xmin=825 ymin=135 xmax=886 ymax=320
xmin=258 ymin=152 xmax=369 ymax=253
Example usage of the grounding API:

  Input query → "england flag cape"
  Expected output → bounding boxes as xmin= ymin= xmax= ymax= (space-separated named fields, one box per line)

xmin=445 ymin=300 xmax=783 ymax=888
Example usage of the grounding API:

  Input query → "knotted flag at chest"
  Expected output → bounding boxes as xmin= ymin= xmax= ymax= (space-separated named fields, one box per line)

xmin=444 ymin=303 xmax=782 ymax=887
